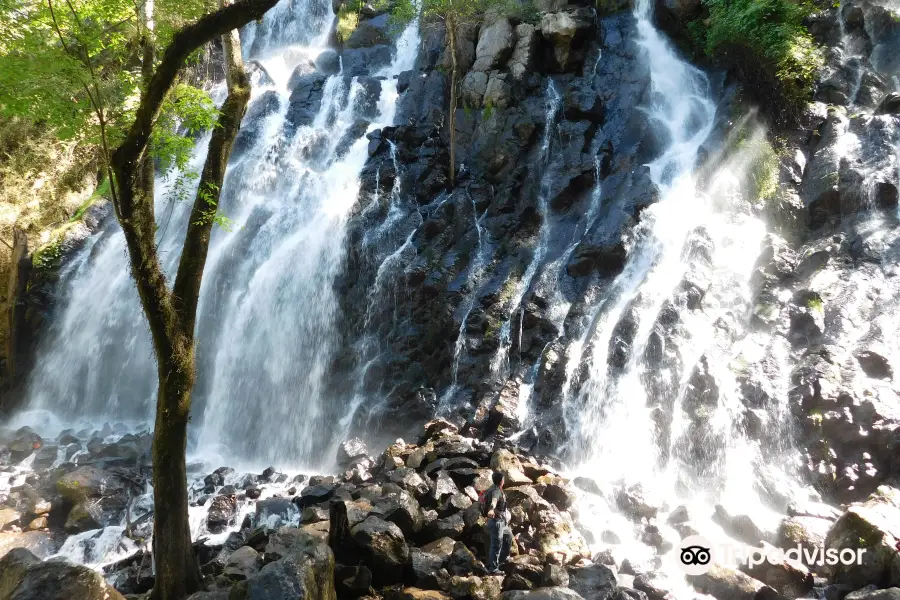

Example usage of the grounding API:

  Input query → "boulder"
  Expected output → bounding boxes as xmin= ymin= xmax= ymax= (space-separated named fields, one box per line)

xmin=3 ymin=559 xmax=126 ymax=600
xmin=203 ymin=466 xmax=234 ymax=491
xmin=337 ymin=438 xmax=370 ymax=469
xmin=875 ymin=93 xmax=900 ymax=115
xmin=539 ymin=9 xmax=594 ymax=70
xmin=286 ymin=72 xmax=327 ymax=129
xmin=446 ymin=575 xmax=502 ymax=600
xmin=824 ymin=492 xmax=900 ymax=588
xmin=64 ymin=502 xmax=102 ymax=533
xmin=855 ymin=350 xmax=894 ymax=380
xmin=6 ymin=430 xmax=41 ymax=464
xmin=294 ymin=483 xmax=336 ymax=509
xmin=0 ymin=508 xmax=21 ymax=532
xmin=335 ymin=564 xmax=372 ymax=597
xmin=345 ymin=17 xmax=390 ymax=49
xmin=687 ymin=564 xmax=786 ymax=600
xmin=846 ymin=589 xmax=900 ymax=600
xmin=472 ymin=18 xmax=515 ymax=72
xmin=429 ymin=513 xmax=466 ymax=540
xmin=490 ymin=450 xmax=532 ymax=486
xmin=410 ymin=547 xmax=448 ymax=587
xmin=207 ymin=494 xmax=238 ymax=534
xmin=532 ymin=510 xmax=590 ymax=563
xmin=351 ymin=516 xmax=409 ymax=585
xmin=374 ymin=490 xmax=424 ymax=537
xmin=232 ymin=530 xmax=335 ymax=600
xmin=483 ymin=75 xmax=512 ymax=110
xmin=447 ymin=541 xmax=480 ymax=576
xmin=0 ymin=531 xmax=59 ymax=559
xmin=777 ymin=516 xmax=831 ymax=562
xmin=388 ymin=589 xmax=452 ymax=600
xmin=614 ymin=484 xmax=660 ymax=521
xmin=302 ymin=505 xmax=330 ymax=524
xmin=499 ymin=588 xmax=586 ymax=600
xmin=224 ymin=546 xmax=261 ymax=581
xmin=509 ymin=24 xmax=537 ymax=80
xmin=314 ymin=49 xmax=341 ymax=76
xmin=740 ymin=542 xmax=814 ymax=598
xmin=256 ymin=498 xmax=299 ymax=528
xmin=56 ymin=466 xmax=128 ymax=505
xmin=433 ymin=471 xmax=461 ymax=503
xmin=713 ymin=504 xmax=774 ymax=546
xmin=462 ymin=71 xmax=489 ymax=108
xmin=0 ymin=547 xmax=40 ymax=597
xmin=567 ymin=563 xmax=617 ymax=599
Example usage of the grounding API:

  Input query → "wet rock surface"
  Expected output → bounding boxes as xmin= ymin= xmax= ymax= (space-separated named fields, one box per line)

xmin=4 ymin=0 xmax=900 ymax=600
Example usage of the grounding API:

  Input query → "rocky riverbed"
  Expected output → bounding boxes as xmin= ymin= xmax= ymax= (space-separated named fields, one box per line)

xmin=3 ymin=418 xmax=900 ymax=600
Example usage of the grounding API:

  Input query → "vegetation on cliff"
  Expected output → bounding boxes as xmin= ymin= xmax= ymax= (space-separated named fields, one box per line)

xmin=687 ymin=0 xmax=824 ymax=124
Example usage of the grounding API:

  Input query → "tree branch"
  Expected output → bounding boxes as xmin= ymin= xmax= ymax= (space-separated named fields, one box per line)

xmin=172 ymin=0 xmax=249 ymax=331
xmin=111 ymin=0 xmax=278 ymax=208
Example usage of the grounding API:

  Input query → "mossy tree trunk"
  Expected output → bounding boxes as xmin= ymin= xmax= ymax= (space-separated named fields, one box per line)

xmin=106 ymin=0 xmax=270 ymax=598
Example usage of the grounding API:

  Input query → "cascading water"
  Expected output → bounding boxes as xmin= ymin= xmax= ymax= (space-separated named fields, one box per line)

xmin=19 ymin=0 xmax=421 ymax=470
xmin=557 ymin=0 xmax=804 ymax=580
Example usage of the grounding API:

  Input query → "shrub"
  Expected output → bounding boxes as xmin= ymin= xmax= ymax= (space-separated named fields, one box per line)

xmin=690 ymin=0 xmax=823 ymax=125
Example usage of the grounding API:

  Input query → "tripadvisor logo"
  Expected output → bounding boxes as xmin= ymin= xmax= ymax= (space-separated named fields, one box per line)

xmin=676 ymin=535 xmax=865 ymax=575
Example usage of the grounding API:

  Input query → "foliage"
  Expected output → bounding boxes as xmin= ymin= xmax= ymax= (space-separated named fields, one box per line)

xmin=740 ymin=136 xmax=780 ymax=202
xmin=688 ymin=0 xmax=823 ymax=124
xmin=391 ymin=0 xmax=509 ymax=29
xmin=0 ymin=0 xmax=139 ymax=143
xmin=806 ymin=296 xmax=824 ymax=312
xmin=338 ymin=0 xmax=392 ymax=40
xmin=336 ymin=3 xmax=360 ymax=42
xmin=192 ymin=181 xmax=235 ymax=231
xmin=0 ymin=0 xmax=217 ymax=147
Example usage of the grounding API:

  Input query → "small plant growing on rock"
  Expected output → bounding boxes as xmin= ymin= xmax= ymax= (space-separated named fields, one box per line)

xmin=688 ymin=0 xmax=823 ymax=125
xmin=392 ymin=0 xmax=509 ymax=187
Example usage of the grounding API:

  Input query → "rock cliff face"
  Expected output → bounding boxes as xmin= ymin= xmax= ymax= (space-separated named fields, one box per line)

xmin=334 ymin=1 xmax=664 ymax=449
xmin=330 ymin=0 xmax=900 ymax=509
xmin=3 ymin=0 xmax=900 ymax=598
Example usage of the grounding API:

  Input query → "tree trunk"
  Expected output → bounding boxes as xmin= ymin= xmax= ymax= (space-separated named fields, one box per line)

xmin=102 ymin=1 xmax=266 ymax=599
xmin=447 ymin=13 xmax=458 ymax=188
xmin=150 ymin=350 xmax=201 ymax=600
xmin=2 ymin=228 xmax=29 ymax=388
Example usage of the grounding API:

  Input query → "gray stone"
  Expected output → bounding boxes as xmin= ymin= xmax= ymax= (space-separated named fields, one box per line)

xmin=473 ymin=18 xmax=515 ymax=72
xmin=462 ymin=71 xmax=489 ymax=108
xmin=351 ymin=516 xmax=409 ymax=586
xmin=483 ymin=75 xmax=512 ymax=109
xmin=224 ymin=546 xmax=261 ymax=580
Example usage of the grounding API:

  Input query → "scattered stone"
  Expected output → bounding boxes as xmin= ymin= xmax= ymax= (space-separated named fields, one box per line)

xmin=223 ymin=546 xmax=261 ymax=580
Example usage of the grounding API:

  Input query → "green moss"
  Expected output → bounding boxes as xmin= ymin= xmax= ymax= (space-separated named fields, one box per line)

xmin=69 ymin=177 xmax=109 ymax=223
xmin=687 ymin=0 xmax=823 ymax=124
xmin=725 ymin=122 xmax=780 ymax=202
xmin=482 ymin=98 xmax=494 ymax=121
xmin=746 ymin=138 xmax=780 ymax=201
xmin=807 ymin=296 xmax=824 ymax=312
xmin=498 ymin=275 xmax=519 ymax=305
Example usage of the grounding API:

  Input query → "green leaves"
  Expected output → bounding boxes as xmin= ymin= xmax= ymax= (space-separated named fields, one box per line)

xmin=691 ymin=0 xmax=823 ymax=124
xmin=0 ymin=0 xmax=139 ymax=142
xmin=391 ymin=0 xmax=515 ymax=28
xmin=151 ymin=83 xmax=218 ymax=170
xmin=192 ymin=181 xmax=235 ymax=231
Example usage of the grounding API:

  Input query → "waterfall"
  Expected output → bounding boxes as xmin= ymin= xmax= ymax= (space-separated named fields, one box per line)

xmin=19 ymin=0 xmax=421 ymax=471
xmin=558 ymin=0 xmax=799 ymax=576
